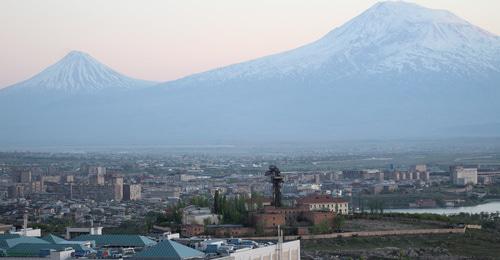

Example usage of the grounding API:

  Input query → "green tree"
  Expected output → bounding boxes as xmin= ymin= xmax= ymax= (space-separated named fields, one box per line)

xmin=214 ymin=190 xmax=221 ymax=214
xmin=333 ymin=215 xmax=345 ymax=231
xmin=310 ymin=220 xmax=331 ymax=234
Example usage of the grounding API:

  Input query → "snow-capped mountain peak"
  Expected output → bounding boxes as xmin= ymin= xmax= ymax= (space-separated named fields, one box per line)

xmin=5 ymin=50 xmax=155 ymax=94
xmin=178 ymin=1 xmax=500 ymax=83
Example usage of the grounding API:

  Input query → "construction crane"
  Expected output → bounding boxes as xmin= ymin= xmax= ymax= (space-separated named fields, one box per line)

xmin=265 ymin=165 xmax=284 ymax=207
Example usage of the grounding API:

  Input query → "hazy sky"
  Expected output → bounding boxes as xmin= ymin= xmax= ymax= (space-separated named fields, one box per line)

xmin=1 ymin=0 xmax=499 ymax=88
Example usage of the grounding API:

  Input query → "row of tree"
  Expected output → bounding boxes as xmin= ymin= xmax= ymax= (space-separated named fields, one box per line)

xmin=213 ymin=190 xmax=249 ymax=225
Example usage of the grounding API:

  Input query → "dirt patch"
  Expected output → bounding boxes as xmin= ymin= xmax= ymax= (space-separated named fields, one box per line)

xmin=343 ymin=218 xmax=441 ymax=231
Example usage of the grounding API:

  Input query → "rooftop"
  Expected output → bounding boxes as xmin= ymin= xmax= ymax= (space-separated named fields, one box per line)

xmin=71 ymin=234 xmax=156 ymax=248
xmin=132 ymin=239 xmax=204 ymax=259
xmin=297 ymin=194 xmax=348 ymax=204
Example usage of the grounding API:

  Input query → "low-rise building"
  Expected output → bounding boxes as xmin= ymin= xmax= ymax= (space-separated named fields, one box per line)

xmin=296 ymin=194 xmax=349 ymax=214
xmin=181 ymin=224 xmax=205 ymax=237
xmin=182 ymin=206 xmax=220 ymax=225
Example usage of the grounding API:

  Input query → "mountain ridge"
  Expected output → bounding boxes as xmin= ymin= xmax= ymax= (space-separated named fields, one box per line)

xmin=0 ymin=1 xmax=499 ymax=147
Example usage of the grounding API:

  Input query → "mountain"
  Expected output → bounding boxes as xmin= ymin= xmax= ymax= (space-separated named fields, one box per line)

xmin=1 ymin=1 xmax=500 ymax=147
xmin=143 ymin=1 xmax=500 ymax=143
xmin=1 ymin=51 xmax=155 ymax=96
xmin=0 ymin=51 xmax=156 ymax=147
xmin=165 ymin=1 xmax=500 ymax=85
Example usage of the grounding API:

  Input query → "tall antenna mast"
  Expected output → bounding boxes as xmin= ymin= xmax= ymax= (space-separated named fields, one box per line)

xmin=266 ymin=165 xmax=284 ymax=207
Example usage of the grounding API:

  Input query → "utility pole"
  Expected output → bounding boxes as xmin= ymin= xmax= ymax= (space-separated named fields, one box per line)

xmin=276 ymin=225 xmax=283 ymax=260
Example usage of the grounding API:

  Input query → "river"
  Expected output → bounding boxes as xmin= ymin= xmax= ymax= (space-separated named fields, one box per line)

xmin=386 ymin=201 xmax=500 ymax=215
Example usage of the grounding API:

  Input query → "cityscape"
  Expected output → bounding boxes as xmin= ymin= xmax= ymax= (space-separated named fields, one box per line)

xmin=0 ymin=147 xmax=499 ymax=258
xmin=1 ymin=0 xmax=500 ymax=259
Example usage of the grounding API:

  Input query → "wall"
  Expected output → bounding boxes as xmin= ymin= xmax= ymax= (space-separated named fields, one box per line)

xmin=245 ymin=227 xmax=465 ymax=240
xmin=228 ymin=240 xmax=300 ymax=260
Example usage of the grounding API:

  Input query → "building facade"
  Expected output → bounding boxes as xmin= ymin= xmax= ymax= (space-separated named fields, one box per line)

xmin=451 ymin=166 xmax=478 ymax=186
xmin=296 ymin=194 xmax=349 ymax=214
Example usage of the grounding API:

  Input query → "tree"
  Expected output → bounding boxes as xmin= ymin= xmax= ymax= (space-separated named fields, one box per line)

xmin=310 ymin=220 xmax=330 ymax=234
xmin=190 ymin=195 xmax=210 ymax=207
xmin=219 ymin=195 xmax=249 ymax=225
xmin=214 ymin=190 xmax=220 ymax=214
xmin=333 ymin=215 xmax=345 ymax=231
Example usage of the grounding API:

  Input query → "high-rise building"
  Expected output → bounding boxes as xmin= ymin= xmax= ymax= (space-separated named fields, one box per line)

xmin=419 ymin=171 xmax=430 ymax=182
xmin=451 ymin=166 xmax=477 ymax=186
xmin=8 ymin=184 xmax=24 ymax=199
xmin=123 ymin=184 xmax=141 ymax=201
xmin=65 ymin=175 xmax=74 ymax=183
xmin=18 ymin=171 xmax=32 ymax=183
xmin=112 ymin=176 xmax=124 ymax=201
xmin=414 ymin=164 xmax=427 ymax=172
xmin=89 ymin=166 xmax=106 ymax=185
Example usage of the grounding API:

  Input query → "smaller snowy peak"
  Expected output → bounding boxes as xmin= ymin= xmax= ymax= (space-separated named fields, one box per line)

xmin=4 ymin=51 xmax=155 ymax=94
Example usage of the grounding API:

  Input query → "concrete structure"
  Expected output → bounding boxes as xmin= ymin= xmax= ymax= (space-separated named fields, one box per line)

xmin=7 ymin=184 xmax=24 ymax=199
xmin=419 ymin=171 xmax=430 ymax=182
xmin=177 ymin=174 xmax=197 ymax=182
xmin=123 ymin=184 xmax=141 ymax=201
xmin=89 ymin=166 xmax=106 ymax=185
xmin=254 ymin=212 xmax=286 ymax=229
xmin=182 ymin=206 xmax=220 ymax=225
xmin=110 ymin=176 xmax=124 ymax=201
xmin=451 ymin=166 xmax=478 ymax=186
xmin=227 ymin=240 xmax=300 ymax=260
xmin=19 ymin=171 xmax=32 ymax=183
xmin=65 ymin=226 xmax=102 ymax=240
xmin=207 ymin=225 xmax=255 ymax=237
xmin=0 ymin=224 xmax=12 ymax=234
xmin=414 ymin=164 xmax=427 ymax=173
xmin=10 ymin=228 xmax=42 ymax=237
xmin=181 ymin=224 xmax=205 ymax=237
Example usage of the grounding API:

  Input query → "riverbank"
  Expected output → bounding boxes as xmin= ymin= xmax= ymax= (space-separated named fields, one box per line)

xmin=386 ymin=200 xmax=500 ymax=215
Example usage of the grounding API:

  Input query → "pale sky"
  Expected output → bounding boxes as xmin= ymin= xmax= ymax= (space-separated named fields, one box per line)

xmin=1 ymin=0 xmax=499 ymax=88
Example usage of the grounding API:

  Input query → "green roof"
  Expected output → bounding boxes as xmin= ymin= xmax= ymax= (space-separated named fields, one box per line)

xmin=132 ymin=240 xmax=204 ymax=259
xmin=71 ymin=234 xmax=157 ymax=247
xmin=6 ymin=243 xmax=91 ymax=257
xmin=0 ymin=236 xmax=49 ymax=249
xmin=0 ymin=234 xmax=21 ymax=240
xmin=42 ymin=234 xmax=67 ymax=244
